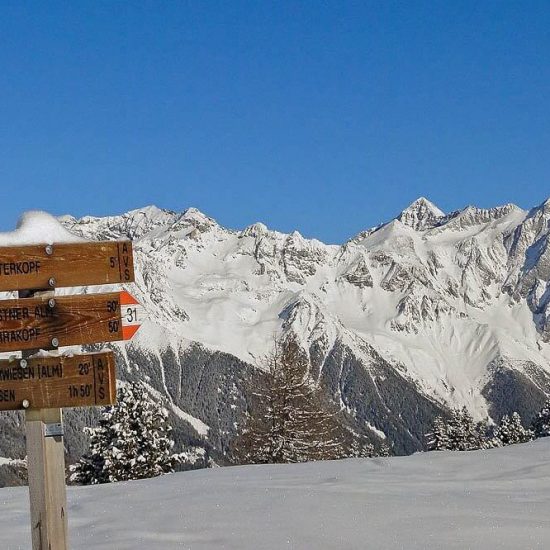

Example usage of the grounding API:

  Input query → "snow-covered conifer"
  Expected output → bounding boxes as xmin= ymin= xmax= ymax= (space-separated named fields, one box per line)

xmin=70 ymin=382 xmax=180 ymax=484
xmin=429 ymin=407 xmax=492 ymax=451
xmin=493 ymin=412 xmax=533 ymax=446
xmin=348 ymin=436 xmax=390 ymax=458
xmin=531 ymin=400 xmax=550 ymax=439
xmin=426 ymin=416 xmax=449 ymax=450
xmin=445 ymin=407 xmax=485 ymax=451
xmin=476 ymin=418 xmax=500 ymax=449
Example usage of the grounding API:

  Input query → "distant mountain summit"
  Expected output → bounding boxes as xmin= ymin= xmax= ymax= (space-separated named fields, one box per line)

xmin=397 ymin=197 xmax=445 ymax=230
xmin=3 ymin=197 xmax=549 ymax=468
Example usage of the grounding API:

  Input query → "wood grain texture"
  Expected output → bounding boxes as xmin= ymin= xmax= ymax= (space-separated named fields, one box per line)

xmin=0 ymin=351 xmax=116 ymax=410
xmin=26 ymin=407 xmax=69 ymax=550
xmin=20 ymin=289 xmax=69 ymax=550
xmin=0 ymin=292 xmax=127 ymax=352
xmin=0 ymin=240 xmax=134 ymax=291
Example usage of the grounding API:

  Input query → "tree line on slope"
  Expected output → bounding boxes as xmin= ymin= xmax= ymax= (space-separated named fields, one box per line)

xmin=427 ymin=403 xmax=550 ymax=452
xmin=68 ymin=344 xmax=550 ymax=485
xmin=70 ymin=340 xmax=389 ymax=484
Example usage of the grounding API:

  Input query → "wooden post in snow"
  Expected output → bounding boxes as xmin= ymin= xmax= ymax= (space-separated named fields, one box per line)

xmin=20 ymin=287 xmax=69 ymax=550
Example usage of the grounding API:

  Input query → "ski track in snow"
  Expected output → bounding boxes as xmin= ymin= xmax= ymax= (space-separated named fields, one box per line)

xmin=2 ymin=439 xmax=550 ymax=549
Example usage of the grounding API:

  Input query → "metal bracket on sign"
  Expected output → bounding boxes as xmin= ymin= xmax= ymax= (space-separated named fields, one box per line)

xmin=44 ymin=423 xmax=64 ymax=438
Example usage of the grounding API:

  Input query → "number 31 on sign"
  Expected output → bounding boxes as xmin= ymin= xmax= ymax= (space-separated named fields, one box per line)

xmin=120 ymin=290 xmax=146 ymax=340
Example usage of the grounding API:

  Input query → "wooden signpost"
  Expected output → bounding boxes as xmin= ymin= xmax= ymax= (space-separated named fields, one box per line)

xmin=0 ymin=290 xmax=143 ymax=352
xmin=0 ymin=239 xmax=143 ymax=550
xmin=0 ymin=351 xmax=116 ymax=411
xmin=0 ymin=241 xmax=134 ymax=291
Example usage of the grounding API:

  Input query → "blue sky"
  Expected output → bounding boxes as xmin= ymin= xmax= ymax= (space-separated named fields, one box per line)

xmin=0 ymin=1 xmax=549 ymax=243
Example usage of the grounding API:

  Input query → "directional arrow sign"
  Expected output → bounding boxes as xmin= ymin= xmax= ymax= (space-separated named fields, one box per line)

xmin=0 ymin=351 xmax=116 ymax=411
xmin=0 ymin=291 xmax=144 ymax=353
xmin=0 ymin=241 xmax=134 ymax=292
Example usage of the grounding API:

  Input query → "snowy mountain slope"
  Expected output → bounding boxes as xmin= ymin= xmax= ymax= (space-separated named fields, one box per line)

xmin=3 ymin=438 xmax=550 ymax=549
xmin=55 ymin=198 xmax=550 ymax=454
xmin=1 ymin=198 xmax=550 ymax=465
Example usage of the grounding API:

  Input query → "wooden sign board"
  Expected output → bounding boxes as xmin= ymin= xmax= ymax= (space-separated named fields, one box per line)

xmin=0 ymin=351 xmax=116 ymax=411
xmin=0 ymin=291 xmax=143 ymax=353
xmin=0 ymin=241 xmax=134 ymax=292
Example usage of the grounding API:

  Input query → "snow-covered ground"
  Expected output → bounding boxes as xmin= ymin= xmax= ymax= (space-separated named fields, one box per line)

xmin=2 ymin=439 xmax=549 ymax=549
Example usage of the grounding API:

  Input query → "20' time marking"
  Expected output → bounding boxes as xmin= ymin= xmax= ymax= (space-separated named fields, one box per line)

xmin=78 ymin=362 xmax=90 ymax=375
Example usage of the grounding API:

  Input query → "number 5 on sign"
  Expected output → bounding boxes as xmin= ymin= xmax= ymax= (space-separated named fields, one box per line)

xmin=120 ymin=290 xmax=146 ymax=340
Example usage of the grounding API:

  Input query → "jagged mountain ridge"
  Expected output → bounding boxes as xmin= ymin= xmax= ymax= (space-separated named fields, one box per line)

xmin=3 ymin=196 xmax=547 ymax=475
xmin=55 ymin=198 xmax=550 ymax=456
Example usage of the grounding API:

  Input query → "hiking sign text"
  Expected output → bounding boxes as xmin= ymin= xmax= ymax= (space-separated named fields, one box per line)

xmin=0 ymin=290 xmax=143 ymax=353
xmin=0 ymin=241 xmax=134 ymax=291
xmin=0 ymin=351 xmax=116 ymax=410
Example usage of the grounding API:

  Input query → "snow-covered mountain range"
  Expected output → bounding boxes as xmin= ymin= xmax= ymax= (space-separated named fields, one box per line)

xmin=2 ymin=197 xmax=550 ymax=469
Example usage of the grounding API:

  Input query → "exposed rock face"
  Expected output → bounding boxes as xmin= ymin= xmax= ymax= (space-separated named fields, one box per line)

xmin=341 ymin=255 xmax=373 ymax=288
xmin=397 ymin=197 xmax=445 ymax=230
xmin=2 ymin=197 xmax=550 ymax=467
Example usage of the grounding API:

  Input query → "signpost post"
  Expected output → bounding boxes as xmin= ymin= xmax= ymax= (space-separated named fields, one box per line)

xmin=0 ymin=240 xmax=142 ymax=550
xmin=20 ymin=286 xmax=68 ymax=550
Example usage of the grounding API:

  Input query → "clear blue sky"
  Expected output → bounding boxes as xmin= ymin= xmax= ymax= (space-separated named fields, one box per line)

xmin=0 ymin=1 xmax=549 ymax=243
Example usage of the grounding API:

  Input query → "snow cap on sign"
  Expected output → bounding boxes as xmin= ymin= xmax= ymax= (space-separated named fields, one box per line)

xmin=0 ymin=211 xmax=87 ymax=246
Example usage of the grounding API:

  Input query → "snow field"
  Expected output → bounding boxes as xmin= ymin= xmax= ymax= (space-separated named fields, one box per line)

xmin=1 ymin=439 xmax=549 ymax=549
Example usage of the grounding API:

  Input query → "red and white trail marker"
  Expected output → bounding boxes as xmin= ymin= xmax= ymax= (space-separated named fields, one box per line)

xmin=120 ymin=290 xmax=146 ymax=341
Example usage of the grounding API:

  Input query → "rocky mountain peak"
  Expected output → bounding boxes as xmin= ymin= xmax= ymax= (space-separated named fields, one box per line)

xmin=528 ymin=197 xmax=550 ymax=220
xmin=240 ymin=222 xmax=269 ymax=239
xmin=62 ymin=205 xmax=179 ymax=241
xmin=397 ymin=197 xmax=445 ymax=230
xmin=176 ymin=207 xmax=218 ymax=234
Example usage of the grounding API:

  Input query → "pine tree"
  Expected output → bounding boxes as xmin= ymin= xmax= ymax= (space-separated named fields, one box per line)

xmin=232 ymin=340 xmax=348 ymax=464
xmin=531 ymin=400 xmax=550 ymax=439
xmin=446 ymin=407 xmax=484 ymax=451
xmin=477 ymin=418 xmax=501 ymax=449
xmin=493 ymin=414 xmax=512 ymax=446
xmin=70 ymin=382 xmax=180 ymax=484
xmin=430 ymin=408 xmax=488 ymax=451
xmin=445 ymin=409 xmax=464 ymax=450
xmin=426 ymin=416 xmax=449 ymax=450
xmin=348 ymin=435 xmax=390 ymax=458
xmin=348 ymin=437 xmax=374 ymax=458
xmin=493 ymin=412 xmax=534 ymax=446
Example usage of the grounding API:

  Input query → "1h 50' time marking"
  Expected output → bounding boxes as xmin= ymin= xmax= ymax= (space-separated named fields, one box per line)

xmin=68 ymin=384 xmax=92 ymax=399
